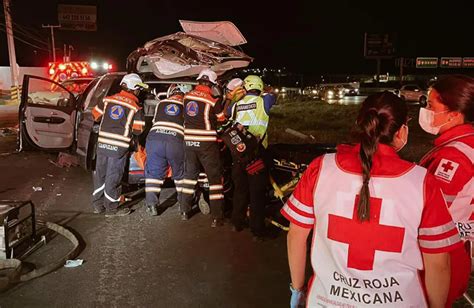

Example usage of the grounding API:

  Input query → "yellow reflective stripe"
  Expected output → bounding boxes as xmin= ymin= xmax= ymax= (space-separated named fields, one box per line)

xmin=184 ymin=129 xmax=216 ymax=135
xmin=184 ymin=136 xmax=217 ymax=142
xmin=183 ymin=179 xmax=198 ymax=185
xmin=145 ymin=179 xmax=164 ymax=185
xmin=99 ymin=131 xmax=131 ymax=142
xmin=209 ymin=194 xmax=224 ymax=200
xmin=185 ymin=95 xmax=215 ymax=106
xmin=98 ymin=137 xmax=130 ymax=148
xmin=104 ymin=98 xmax=138 ymax=111
xmin=209 ymin=185 xmax=223 ymax=190
xmin=145 ymin=187 xmax=162 ymax=193
xmin=155 ymin=121 xmax=184 ymax=130
xmin=182 ymin=188 xmax=195 ymax=194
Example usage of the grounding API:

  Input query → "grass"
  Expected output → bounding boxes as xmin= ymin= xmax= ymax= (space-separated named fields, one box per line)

xmin=267 ymin=98 xmax=435 ymax=162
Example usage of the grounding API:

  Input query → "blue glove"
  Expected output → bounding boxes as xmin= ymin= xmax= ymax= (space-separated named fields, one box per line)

xmin=290 ymin=284 xmax=306 ymax=308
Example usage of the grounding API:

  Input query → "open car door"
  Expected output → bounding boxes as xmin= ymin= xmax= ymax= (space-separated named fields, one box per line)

xmin=18 ymin=75 xmax=77 ymax=151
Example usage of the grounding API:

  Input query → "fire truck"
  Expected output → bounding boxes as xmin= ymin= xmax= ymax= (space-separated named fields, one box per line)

xmin=48 ymin=60 xmax=113 ymax=83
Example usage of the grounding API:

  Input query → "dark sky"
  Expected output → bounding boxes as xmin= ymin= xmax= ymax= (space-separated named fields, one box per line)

xmin=1 ymin=0 xmax=474 ymax=75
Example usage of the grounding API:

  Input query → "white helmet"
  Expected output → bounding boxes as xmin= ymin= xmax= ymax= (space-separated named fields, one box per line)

xmin=121 ymin=73 xmax=148 ymax=90
xmin=196 ymin=68 xmax=217 ymax=84
xmin=226 ymin=78 xmax=244 ymax=91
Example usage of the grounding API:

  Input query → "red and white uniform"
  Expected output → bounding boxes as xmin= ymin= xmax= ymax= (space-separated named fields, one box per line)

xmin=282 ymin=144 xmax=462 ymax=307
xmin=419 ymin=123 xmax=474 ymax=305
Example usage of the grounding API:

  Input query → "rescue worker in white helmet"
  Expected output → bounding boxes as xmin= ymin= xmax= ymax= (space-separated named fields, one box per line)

xmin=180 ymin=68 xmax=227 ymax=227
xmin=91 ymin=73 xmax=148 ymax=217
xmin=144 ymin=84 xmax=192 ymax=216
xmin=228 ymin=75 xmax=276 ymax=241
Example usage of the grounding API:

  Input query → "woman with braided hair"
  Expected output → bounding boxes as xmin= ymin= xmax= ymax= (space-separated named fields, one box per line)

xmin=282 ymin=92 xmax=462 ymax=308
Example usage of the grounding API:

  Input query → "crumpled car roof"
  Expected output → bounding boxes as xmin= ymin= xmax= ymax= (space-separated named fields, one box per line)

xmin=127 ymin=32 xmax=253 ymax=80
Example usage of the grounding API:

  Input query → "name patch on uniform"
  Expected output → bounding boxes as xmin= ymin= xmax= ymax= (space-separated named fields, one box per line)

xmin=98 ymin=143 xmax=118 ymax=152
xmin=186 ymin=101 xmax=199 ymax=117
xmin=185 ymin=141 xmax=200 ymax=147
xmin=109 ymin=105 xmax=125 ymax=120
xmin=434 ymin=159 xmax=459 ymax=182
xmin=236 ymin=103 xmax=257 ymax=112
xmin=165 ymin=104 xmax=180 ymax=116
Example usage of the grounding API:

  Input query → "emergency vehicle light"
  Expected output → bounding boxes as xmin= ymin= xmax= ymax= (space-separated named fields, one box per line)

xmin=58 ymin=63 xmax=66 ymax=71
xmin=81 ymin=67 xmax=88 ymax=75
xmin=49 ymin=68 xmax=55 ymax=75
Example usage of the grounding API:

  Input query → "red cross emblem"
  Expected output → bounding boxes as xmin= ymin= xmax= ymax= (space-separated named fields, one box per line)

xmin=327 ymin=196 xmax=405 ymax=271
xmin=441 ymin=161 xmax=455 ymax=173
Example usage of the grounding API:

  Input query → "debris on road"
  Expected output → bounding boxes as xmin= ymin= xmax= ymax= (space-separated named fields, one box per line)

xmin=32 ymin=186 xmax=43 ymax=192
xmin=0 ymin=127 xmax=18 ymax=137
xmin=64 ymin=259 xmax=84 ymax=268
xmin=285 ymin=128 xmax=311 ymax=140
xmin=49 ymin=152 xmax=79 ymax=168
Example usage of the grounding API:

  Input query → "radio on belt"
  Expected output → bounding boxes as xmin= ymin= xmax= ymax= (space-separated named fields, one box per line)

xmin=0 ymin=201 xmax=37 ymax=260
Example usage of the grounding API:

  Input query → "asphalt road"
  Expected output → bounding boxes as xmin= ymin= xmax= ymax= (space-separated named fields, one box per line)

xmin=0 ymin=105 xmax=18 ymax=128
xmin=0 ymin=137 xmax=290 ymax=307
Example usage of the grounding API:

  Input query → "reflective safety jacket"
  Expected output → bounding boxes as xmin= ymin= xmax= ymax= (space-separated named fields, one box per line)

xmin=92 ymin=90 xmax=145 ymax=157
xmin=183 ymin=85 xmax=224 ymax=145
xmin=149 ymin=94 xmax=184 ymax=139
xmin=232 ymin=94 xmax=270 ymax=148
xmin=282 ymin=144 xmax=462 ymax=307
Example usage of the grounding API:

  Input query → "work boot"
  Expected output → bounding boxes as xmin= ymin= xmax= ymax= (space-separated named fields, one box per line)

xmin=146 ymin=204 xmax=158 ymax=216
xmin=105 ymin=207 xmax=131 ymax=217
xmin=93 ymin=206 xmax=105 ymax=214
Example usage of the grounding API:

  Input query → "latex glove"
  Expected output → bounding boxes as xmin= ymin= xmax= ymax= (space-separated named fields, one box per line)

xmin=290 ymin=286 xmax=306 ymax=308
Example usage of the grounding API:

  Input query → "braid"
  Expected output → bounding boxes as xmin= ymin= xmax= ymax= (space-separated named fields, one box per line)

xmin=357 ymin=109 xmax=380 ymax=221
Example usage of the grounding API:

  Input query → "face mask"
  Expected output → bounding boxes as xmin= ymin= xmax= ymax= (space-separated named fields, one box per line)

xmin=396 ymin=124 xmax=408 ymax=152
xmin=418 ymin=108 xmax=450 ymax=135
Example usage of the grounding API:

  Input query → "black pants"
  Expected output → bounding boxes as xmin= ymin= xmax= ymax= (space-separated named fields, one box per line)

xmin=92 ymin=153 xmax=127 ymax=211
xmin=181 ymin=142 xmax=223 ymax=218
xmin=231 ymin=162 xmax=268 ymax=235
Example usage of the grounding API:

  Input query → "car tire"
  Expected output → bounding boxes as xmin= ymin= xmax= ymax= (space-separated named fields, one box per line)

xmin=419 ymin=96 xmax=427 ymax=107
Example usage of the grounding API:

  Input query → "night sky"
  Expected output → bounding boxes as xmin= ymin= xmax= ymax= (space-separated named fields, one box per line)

xmin=1 ymin=0 xmax=474 ymax=76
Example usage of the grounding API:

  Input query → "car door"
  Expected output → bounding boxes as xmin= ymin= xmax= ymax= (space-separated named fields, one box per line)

xmin=18 ymin=75 xmax=77 ymax=151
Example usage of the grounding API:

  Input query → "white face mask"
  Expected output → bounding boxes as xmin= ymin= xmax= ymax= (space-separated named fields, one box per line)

xmin=418 ymin=108 xmax=450 ymax=135
xmin=396 ymin=124 xmax=408 ymax=152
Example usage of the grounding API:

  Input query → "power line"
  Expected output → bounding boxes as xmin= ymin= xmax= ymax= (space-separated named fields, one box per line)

xmin=0 ymin=25 xmax=49 ymax=51
xmin=0 ymin=21 xmax=49 ymax=46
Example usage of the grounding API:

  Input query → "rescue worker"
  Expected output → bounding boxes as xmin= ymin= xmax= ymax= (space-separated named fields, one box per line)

xmin=145 ymin=84 xmax=192 ymax=216
xmin=229 ymin=75 xmax=276 ymax=240
xmin=418 ymin=75 xmax=474 ymax=307
xmin=91 ymin=73 xmax=147 ymax=217
xmin=283 ymin=92 xmax=462 ymax=307
xmin=181 ymin=68 xmax=226 ymax=227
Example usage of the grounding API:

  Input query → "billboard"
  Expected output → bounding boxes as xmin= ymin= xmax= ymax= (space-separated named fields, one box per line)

xmin=58 ymin=5 xmax=97 ymax=31
xmin=364 ymin=33 xmax=396 ymax=59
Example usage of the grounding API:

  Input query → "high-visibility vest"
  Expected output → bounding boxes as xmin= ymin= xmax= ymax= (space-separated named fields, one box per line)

xmin=233 ymin=95 xmax=269 ymax=147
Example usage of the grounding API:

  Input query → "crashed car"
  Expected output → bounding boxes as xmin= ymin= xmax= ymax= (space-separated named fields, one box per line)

xmin=18 ymin=21 xmax=253 ymax=186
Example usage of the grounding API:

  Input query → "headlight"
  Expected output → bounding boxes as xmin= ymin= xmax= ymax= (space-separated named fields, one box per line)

xmin=90 ymin=62 xmax=98 ymax=70
xmin=102 ymin=63 xmax=109 ymax=70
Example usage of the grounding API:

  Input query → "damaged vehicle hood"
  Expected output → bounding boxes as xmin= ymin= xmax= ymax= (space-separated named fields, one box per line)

xmin=127 ymin=21 xmax=253 ymax=79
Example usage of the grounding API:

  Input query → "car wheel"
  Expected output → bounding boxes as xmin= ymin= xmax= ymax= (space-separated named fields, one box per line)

xmin=419 ymin=96 xmax=427 ymax=107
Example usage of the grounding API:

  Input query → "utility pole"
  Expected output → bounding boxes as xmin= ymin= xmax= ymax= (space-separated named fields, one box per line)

xmin=3 ymin=0 xmax=19 ymax=88
xmin=42 ymin=24 xmax=60 ymax=62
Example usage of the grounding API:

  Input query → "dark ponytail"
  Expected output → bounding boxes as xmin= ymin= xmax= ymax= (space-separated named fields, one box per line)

xmin=356 ymin=92 xmax=407 ymax=221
